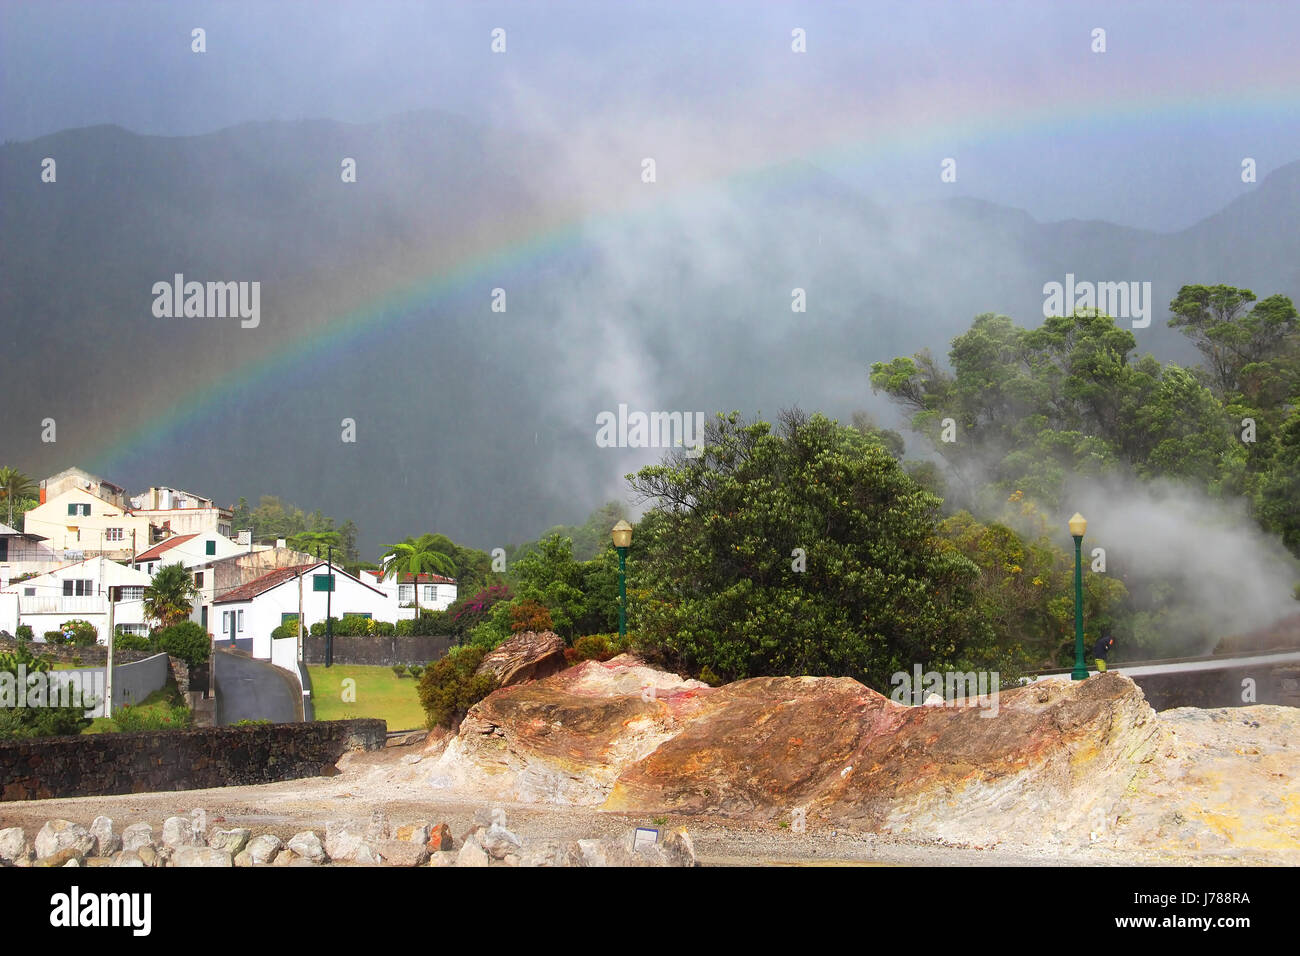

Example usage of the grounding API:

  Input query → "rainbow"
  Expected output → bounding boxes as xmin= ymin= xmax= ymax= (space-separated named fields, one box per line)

xmin=89 ymin=82 xmax=1300 ymax=474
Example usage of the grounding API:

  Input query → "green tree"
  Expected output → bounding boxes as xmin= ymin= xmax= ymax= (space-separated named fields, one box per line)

xmin=628 ymin=409 xmax=1006 ymax=689
xmin=153 ymin=620 xmax=211 ymax=668
xmin=143 ymin=562 xmax=199 ymax=630
xmin=0 ymin=467 xmax=36 ymax=529
xmin=0 ymin=642 xmax=93 ymax=739
xmin=1168 ymin=285 xmax=1299 ymax=401
xmin=382 ymin=533 xmax=458 ymax=614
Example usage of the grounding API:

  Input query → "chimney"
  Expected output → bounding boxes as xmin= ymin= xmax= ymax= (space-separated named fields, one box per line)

xmin=237 ymin=530 xmax=251 ymax=547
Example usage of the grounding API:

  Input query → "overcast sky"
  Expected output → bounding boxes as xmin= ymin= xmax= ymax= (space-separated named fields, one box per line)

xmin=4 ymin=0 xmax=1299 ymax=231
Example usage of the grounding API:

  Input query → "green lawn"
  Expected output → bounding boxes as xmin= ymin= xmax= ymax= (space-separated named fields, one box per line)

xmin=83 ymin=677 xmax=187 ymax=734
xmin=307 ymin=664 xmax=426 ymax=731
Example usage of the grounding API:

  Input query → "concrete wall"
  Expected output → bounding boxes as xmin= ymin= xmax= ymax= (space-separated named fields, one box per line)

xmin=41 ymin=652 xmax=172 ymax=718
xmin=0 ymin=718 xmax=386 ymax=801
xmin=303 ymin=633 xmax=454 ymax=666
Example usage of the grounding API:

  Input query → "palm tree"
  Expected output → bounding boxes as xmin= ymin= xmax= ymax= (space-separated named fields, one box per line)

xmin=143 ymin=562 xmax=200 ymax=631
xmin=381 ymin=534 xmax=457 ymax=615
xmin=0 ymin=467 xmax=36 ymax=529
xmin=287 ymin=530 xmax=341 ymax=558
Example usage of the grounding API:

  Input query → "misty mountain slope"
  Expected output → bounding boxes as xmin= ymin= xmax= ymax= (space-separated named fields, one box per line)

xmin=1 ymin=114 xmax=1296 ymax=553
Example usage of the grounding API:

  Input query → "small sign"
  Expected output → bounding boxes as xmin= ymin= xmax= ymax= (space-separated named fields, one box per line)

xmin=633 ymin=827 xmax=659 ymax=851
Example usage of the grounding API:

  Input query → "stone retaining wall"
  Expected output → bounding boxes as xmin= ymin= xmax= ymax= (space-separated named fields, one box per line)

xmin=0 ymin=718 xmax=386 ymax=801
xmin=303 ymin=634 xmax=454 ymax=666
xmin=0 ymin=635 xmax=152 ymax=666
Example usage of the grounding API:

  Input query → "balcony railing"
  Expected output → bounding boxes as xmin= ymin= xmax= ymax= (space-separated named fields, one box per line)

xmin=19 ymin=595 xmax=106 ymax=615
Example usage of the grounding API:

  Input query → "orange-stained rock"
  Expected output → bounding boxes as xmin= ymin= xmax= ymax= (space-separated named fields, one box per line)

xmin=474 ymin=631 xmax=567 ymax=689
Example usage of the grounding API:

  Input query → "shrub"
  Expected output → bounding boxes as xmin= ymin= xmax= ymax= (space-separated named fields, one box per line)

xmin=392 ymin=664 xmax=407 ymax=678
xmin=572 ymin=633 xmax=615 ymax=662
xmin=417 ymin=646 xmax=497 ymax=731
xmin=57 ymin=619 xmax=97 ymax=647
xmin=272 ymin=617 xmax=300 ymax=640
xmin=15 ymin=625 xmax=33 ymax=643
xmin=407 ymin=664 xmax=424 ymax=679
xmin=43 ymin=630 xmax=62 ymax=644
xmin=113 ymin=704 xmax=193 ymax=732
xmin=233 ymin=718 xmax=271 ymax=726
xmin=113 ymin=632 xmax=154 ymax=653
xmin=0 ymin=642 xmax=91 ymax=738
xmin=510 ymin=599 xmax=554 ymax=634
xmin=153 ymin=620 xmax=211 ymax=668
xmin=447 ymin=585 xmax=512 ymax=634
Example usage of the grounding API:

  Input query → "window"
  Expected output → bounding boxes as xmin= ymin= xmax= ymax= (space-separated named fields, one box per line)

xmin=222 ymin=611 xmax=230 ymax=634
xmin=105 ymin=528 xmax=123 ymax=542
xmin=205 ymin=540 xmax=216 ymax=555
xmin=422 ymin=585 xmax=436 ymax=602
xmin=120 ymin=586 xmax=145 ymax=601
xmin=312 ymin=574 xmax=335 ymax=592
xmin=66 ymin=503 xmax=90 ymax=517
xmin=23 ymin=587 xmax=35 ymax=597
xmin=348 ymin=612 xmax=372 ymax=620
xmin=62 ymin=579 xmax=93 ymax=597
xmin=237 ymin=610 xmax=245 ymax=633
xmin=194 ymin=571 xmax=204 ymax=588
xmin=116 ymin=624 xmax=148 ymax=636
xmin=398 ymin=584 xmax=414 ymax=603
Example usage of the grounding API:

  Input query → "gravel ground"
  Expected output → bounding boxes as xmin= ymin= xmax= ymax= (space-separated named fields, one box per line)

xmin=0 ymin=739 xmax=1253 ymax=866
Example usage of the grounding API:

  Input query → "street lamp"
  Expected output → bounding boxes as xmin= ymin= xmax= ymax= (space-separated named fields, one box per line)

xmin=1068 ymin=512 xmax=1088 ymax=680
xmin=611 ymin=520 xmax=633 ymax=640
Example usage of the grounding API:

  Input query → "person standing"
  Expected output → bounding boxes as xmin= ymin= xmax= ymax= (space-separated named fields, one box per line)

xmin=1093 ymin=631 xmax=1116 ymax=672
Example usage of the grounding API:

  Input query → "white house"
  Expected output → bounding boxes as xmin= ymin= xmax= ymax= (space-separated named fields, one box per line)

xmin=0 ymin=558 xmax=153 ymax=642
xmin=212 ymin=562 xmax=393 ymax=660
xmin=129 ymin=485 xmax=233 ymax=538
xmin=361 ymin=568 xmax=458 ymax=619
xmin=22 ymin=486 xmax=153 ymax=561
xmin=132 ymin=531 xmax=246 ymax=577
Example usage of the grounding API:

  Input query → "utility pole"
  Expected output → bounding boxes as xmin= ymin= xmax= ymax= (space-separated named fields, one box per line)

xmin=297 ymin=568 xmax=304 ymax=667
xmin=325 ymin=546 xmax=333 ymax=668
xmin=104 ymin=586 xmax=116 ymax=719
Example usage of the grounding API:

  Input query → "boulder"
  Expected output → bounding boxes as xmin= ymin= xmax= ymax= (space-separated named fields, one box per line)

xmin=427 ymin=850 xmax=458 ymax=867
xmin=36 ymin=846 xmax=85 ymax=868
xmin=121 ymin=823 xmax=154 ymax=853
xmin=474 ymin=630 xmax=567 ymax=688
xmin=454 ymin=840 xmax=491 ymax=867
xmin=518 ymin=841 xmax=584 ymax=867
xmin=271 ymin=849 xmax=297 ymax=867
xmin=0 ymin=827 xmax=30 ymax=864
xmin=287 ymin=831 xmax=328 ymax=864
xmin=244 ymin=834 xmax=283 ymax=865
xmin=136 ymin=845 xmax=160 ymax=868
xmin=35 ymin=820 xmax=95 ymax=861
xmin=162 ymin=816 xmax=200 ymax=848
xmin=90 ymin=817 xmax=120 ymax=857
xmin=481 ymin=823 xmax=521 ymax=860
xmin=325 ymin=821 xmax=377 ymax=863
xmin=113 ymin=852 xmax=145 ymax=868
xmin=376 ymin=840 xmax=430 ymax=867
xmin=395 ymin=823 xmax=431 ymax=845
xmin=170 ymin=847 xmax=233 ymax=868
xmin=208 ymin=828 xmax=252 ymax=855
xmin=426 ymin=823 xmax=454 ymax=852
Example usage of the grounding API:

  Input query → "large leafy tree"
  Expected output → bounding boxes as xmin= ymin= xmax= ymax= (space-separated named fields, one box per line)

xmin=143 ymin=562 xmax=200 ymax=630
xmin=627 ymin=409 xmax=1006 ymax=689
xmin=382 ymin=533 xmax=458 ymax=614
xmin=0 ymin=467 xmax=36 ymax=529
xmin=1167 ymin=285 xmax=1299 ymax=401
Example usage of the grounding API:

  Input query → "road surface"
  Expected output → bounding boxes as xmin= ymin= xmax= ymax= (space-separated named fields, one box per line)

xmin=213 ymin=648 xmax=302 ymax=724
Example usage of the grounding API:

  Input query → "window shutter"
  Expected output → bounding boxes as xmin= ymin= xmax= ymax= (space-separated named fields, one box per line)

xmin=313 ymin=574 xmax=335 ymax=592
xmin=206 ymin=540 xmax=216 ymax=555
xmin=68 ymin=503 xmax=76 ymax=515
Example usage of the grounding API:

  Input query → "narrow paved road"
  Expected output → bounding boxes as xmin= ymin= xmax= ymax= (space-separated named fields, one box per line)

xmin=214 ymin=648 xmax=302 ymax=724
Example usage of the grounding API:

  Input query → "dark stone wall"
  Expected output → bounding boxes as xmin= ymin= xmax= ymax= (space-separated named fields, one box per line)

xmin=0 ymin=636 xmax=152 ymax=666
xmin=303 ymin=634 xmax=454 ymax=666
xmin=0 ymin=718 xmax=386 ymax=801
xmin=1133 ymin=663 xmax=1300 ymax=710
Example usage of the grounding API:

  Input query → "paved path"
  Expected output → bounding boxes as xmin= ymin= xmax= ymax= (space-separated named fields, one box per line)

xmin=213 ymin=648 xmax=301 ymax=724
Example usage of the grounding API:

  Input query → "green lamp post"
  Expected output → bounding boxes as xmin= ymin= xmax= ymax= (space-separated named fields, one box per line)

xmin=1069 ymin=512 xmax=1088 ymax=680
xmin=612 ymin=520 xmax=633 ymax=640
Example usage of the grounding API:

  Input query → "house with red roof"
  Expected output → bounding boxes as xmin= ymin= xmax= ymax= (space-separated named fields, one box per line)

xmin=359 ymin=569 xmax=457 ymax=618
xmin=212 ymin=561 xmax=391 ymax=659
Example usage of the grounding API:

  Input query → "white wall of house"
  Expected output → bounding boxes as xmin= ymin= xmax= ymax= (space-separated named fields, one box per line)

xmin=215 ymin=565 xmax=392 ymax=659
xmin=361 ymin=571 xmax=457 ymax=618
xmin=23 ymin=488 xmax=152 ymax=558
xmin=0 ymin=558 xmax=152 ymax=643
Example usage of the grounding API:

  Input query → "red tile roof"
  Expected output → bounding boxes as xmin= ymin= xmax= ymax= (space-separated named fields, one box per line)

xmin=214 ymin=564 xmax=316 ymax=604
xmin=364 ymin=570 xmax=457 ymax=585
xmin=133 ymin=534 xmax=199 ymax=563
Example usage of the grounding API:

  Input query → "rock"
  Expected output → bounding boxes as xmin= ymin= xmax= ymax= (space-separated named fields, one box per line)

xmin=401 ymin=754 xmax=423 ymax=765
xmin=576 ymin=839 xmax=607 ymax=867
xmin=426 ymin=823 xmax=454 ymax=852
xmin=395 ymin=823 xmax=431 ymax=845
xmin=233 ymin=850 xmax=253 ymax=867
xmin=35 ymin=820 xmax=95 ymax=861
xmin=287 ymin=831 xmax=327 ymax=864
xmin=190 ymin=809 xmax=208 ymax=838
xmin=113 ymin=852 xmax=145 ymax=867
xmin=427 ymin=850 xmax=458 ymax=867
xmin=376 ymin=840 xmax=430 ymax=867
xmin=62 ymin=858 xmax=81 ymax=867
xmin=34 ymin=847 xmax=84 ymax=867
xmin=661 ymin=829 xmax=697 ymax=867
xmin=518 ymin=841 xmax=584 ymax=867
xmin=325 ymin=821 xmax=377 ymax=863
xmin=271 ymin=849 xmax=297 ymax=867
xmin=137 ymin=845 xmax=160 ymax=868
xmin=244 ymin=834 xmax=283 ymax=865
xmin=121 ymin=823 xmax=154 ymax=853
xmin=482 ymin=823 xmax=521 ymax=860
xmin=474 ymin=630 xmax=567 ymax=688
xmin=84 ymin=857 xmax=114 ymax=867
xmin=208 ymin=828 xmax=252 ymax=855
xmin=365 ymin=808 xmax=390 ymax=842
xmin=89 ymin=817 xmax=121 ymax=857
xmin=170 ymin=847 xmax=233 ymax=868
xmin=455 ymin=840 xmax=491 ymax=867
xmin=0 ymin=827 xmax=30 ymax=864
xmin=162 ymin=816 xmax=200 ymax=848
